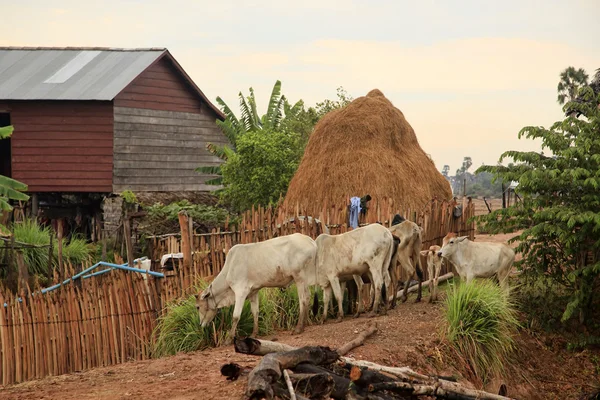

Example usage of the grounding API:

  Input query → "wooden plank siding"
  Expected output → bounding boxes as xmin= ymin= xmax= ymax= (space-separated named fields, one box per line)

xmin=114 ymin=56 xmax=209 ymax=115
xmin=112 ymin=107 xmax=228 ymax=192
xmin=8 ymin=101 xmax=113 ymax=192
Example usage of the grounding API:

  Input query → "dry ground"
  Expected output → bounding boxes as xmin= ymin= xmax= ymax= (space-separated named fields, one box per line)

xmin=1 ymin=226 xmax=597 ymax=400
xmin=2 ymin=292 xmax=598 ymax=400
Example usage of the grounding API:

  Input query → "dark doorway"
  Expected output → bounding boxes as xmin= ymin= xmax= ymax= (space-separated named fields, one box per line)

xmin=0 ymin=113 xmax=11 ymax=177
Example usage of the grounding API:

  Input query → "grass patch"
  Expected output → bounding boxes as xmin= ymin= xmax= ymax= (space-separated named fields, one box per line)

xmin=151 ymin=282 xmax=333 ymax=357
xmin=10 ymin=220 xmax=93 ymax=277
xmin=443 ymin=280 xmax=520 ymax=383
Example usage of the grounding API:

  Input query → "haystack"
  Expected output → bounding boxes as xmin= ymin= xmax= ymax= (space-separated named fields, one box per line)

xmin=282 ymin=89 xmax=452 ymax=215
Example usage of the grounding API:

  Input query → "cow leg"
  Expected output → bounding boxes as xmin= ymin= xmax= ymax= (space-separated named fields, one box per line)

xmin=433 ymin=260 xmax=442 ymax=302
xmin=367 ymin=269 xmax=384 ymax=317
xmin=412 ymin=247 xmax=424 ymax=303
xmin=427 ymin=260 xmax=435 ymax=303
xmin=389 ymin=265 xmax=399 ymax=309
xmin=353 ymin=275 xmax=364 ymax=317
xmin=249 ymin=291 xmax=259 ymax=337
xmin=321 ymin=286 xmax=331 ymax=324
xmin=228 ymin=291 xmax=249 ymax=344
xmin=397 ymin=251 xmax=414 ymax=303
xmin=293 ymin=282 xmax=309 ymax=334
xmin=329 ymin=276 xmax=345 ymax=322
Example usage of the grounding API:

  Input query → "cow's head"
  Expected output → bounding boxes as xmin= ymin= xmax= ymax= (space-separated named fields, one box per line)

xmin=442 ymin=232 xmax=457 ymax=247
xmin=195 ymin=285 xmax=218 ymax=328
xmin=438 ymin=236 xmax=468 ymax=258
xmin=420 ymin=245 xmax=443 ymax=269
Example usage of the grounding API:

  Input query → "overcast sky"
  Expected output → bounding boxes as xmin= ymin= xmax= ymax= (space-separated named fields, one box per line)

xmin=4 ymin=0 xmax=600 ymax=172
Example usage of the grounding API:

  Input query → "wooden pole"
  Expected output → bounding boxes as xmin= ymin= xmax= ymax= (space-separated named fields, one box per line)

xmin=47 ymin=229 xmax=54 ymax=282
xmin=123 ymin=214 xmax=134 ymax=268
xmin=57 ymin=219 xmax=64 ymax=279
xmin=178 ymin=211 xmax=192 ymax=271
xmin=101 ymin=230 xmax=107 ymax=261
xmin=31 ymin=193 xmax=38 ymax=219
xmin=502 ymin=183 xmax=506 ymax=208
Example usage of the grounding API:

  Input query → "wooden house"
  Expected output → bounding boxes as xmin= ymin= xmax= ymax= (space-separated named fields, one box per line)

xmin=0 ymin=47 xmax=228 ymax=236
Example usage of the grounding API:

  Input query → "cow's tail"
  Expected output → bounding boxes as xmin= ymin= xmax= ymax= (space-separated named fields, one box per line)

xmin=416 ymin=261 xmax=424 ymax=281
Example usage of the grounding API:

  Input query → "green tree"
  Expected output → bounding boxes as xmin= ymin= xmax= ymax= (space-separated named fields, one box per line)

xmin=219 ymin=129 xmax=303 ymax=211
xmin=196 ymin=80 xmax=292 ymax=186
xmin=476 ymin=86 xmax=600 ymax=324
xmin=0 ymin=126 xmax=29 ymax=233
xmin=557 ymin=66 xmax=589 ymax=106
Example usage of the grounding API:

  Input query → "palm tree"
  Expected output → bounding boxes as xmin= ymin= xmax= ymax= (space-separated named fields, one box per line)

xmin=557 ymin=67 xmax=589 ymax=105
xmin=197 ymin=80 xmax=298 ymax=186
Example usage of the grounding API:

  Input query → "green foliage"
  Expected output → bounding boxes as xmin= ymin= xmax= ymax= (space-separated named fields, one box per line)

xmin=0 ymin=125 xmax=29 ymax=221
xmin=476 ymin=87 xmax=600 ymax=324
xmin=11 ymin=220 xmax=93 ymax=276
xmin=220 ymin=129 xmax=303 ymax=211
xmin=146 ymin=200 xmax=232 ymax=226
xmin=557 ymin=66 xmax=589 ymax=105
xmin=444 ymin=280 xmax=520 ymax=383
xmin=152 ymin=281 xmax=323 ymax=357
xmin=12 ymin=220 xmax=52 ymax=276
xmin=120 ymin=190 xmax=138 ymax=205
xmin=197 ymin=83 xmax=353 ymax=210
xmin=0 ymin=125 xmax=14 ymax=140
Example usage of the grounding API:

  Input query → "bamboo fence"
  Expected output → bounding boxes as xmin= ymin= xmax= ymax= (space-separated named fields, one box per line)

xmin=0 ymin=198 xmax=474 ymax=386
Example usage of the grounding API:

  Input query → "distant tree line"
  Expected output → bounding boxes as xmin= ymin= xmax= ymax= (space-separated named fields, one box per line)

xmin=441 ymin=156 xmax=504 ymax=198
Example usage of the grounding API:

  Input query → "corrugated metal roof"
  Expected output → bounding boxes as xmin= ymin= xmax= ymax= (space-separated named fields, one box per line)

xmin=0 ymin=47 xmax=166 ymax=100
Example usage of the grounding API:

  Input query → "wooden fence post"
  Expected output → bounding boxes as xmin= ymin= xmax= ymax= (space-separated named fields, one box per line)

xmin=47 ymin=229 xmax=54 ymax=282
xmin=123 ymin=215 xmax=134 ymax=268
xmin=178 ymin=211 xmax=192 ymax=271
xmin=57 ymin=219 xmax=64 ymax=279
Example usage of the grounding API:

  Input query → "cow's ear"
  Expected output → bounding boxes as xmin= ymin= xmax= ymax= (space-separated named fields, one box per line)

xmin=420 ymin=250 xmax=429 ymax=256
xmin=200 ymin=286 xmax=211 ymax=300
xmin=457 ymin=236 xmax=468 ymax=242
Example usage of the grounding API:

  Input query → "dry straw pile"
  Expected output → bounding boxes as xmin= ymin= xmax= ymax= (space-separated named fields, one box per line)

xmin=283 ymin=89 xmax=452 ymax=215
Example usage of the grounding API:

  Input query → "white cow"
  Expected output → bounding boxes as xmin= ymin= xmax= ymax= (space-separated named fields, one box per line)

xmin=420 ymin=245 xmax=443 ymax=302
xmin=438 ymin=236 xmax=515 ymax=290
xmin=195 ymin=233 xmax=316 ymax=341
xmin=314 ymin=223 xmax=394 ymax=322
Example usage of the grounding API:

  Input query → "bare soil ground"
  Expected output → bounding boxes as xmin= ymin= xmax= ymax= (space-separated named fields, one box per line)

xmin=2 ymin=279 xmax=599 ymax=399
xmin=2 ymin=229 xmax=598 ymax=400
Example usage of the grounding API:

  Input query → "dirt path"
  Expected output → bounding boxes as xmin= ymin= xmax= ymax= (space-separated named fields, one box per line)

xmin=2 ymin=293 xmax=598 ymax=400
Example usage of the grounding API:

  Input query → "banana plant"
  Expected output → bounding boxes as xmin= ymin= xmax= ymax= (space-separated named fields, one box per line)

xmin=0 ymin=125 xmax=29 ymax=233
xmin=197 ymin=80 xmax=289 ymax=186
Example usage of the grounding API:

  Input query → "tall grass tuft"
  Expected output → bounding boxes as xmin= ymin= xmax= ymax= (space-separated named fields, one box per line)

xmin=12 ymin=220 xmax=51 ymax=275
xmin=443 ymin=280 xmax=520 ymax=383
xmin=11 ymin=220 xmax=93 ymax=276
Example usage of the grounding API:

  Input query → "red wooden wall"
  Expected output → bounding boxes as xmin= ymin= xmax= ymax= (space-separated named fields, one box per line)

xmin=114 ymin=56 xmax=205 ymax=114
xmin=4 ymin=101 xmax=113 ymax=192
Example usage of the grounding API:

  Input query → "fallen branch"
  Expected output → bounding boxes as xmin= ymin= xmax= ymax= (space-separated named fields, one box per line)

xmin=293 ymin=363 xmax=350 ymax=399
xmin=337 ymin=323 xmax=378 ymax=356
xmin=289 ymin=372 xmax=335 ymax=399
xmin=245 ymin=346 xmax=339 ymax=400
xmin=283 ymin=369 xmax=297 ymax=400
xmin=393 ymin=272 xmax=454 ymax=300
xmin=234 ymin=336 xmax=296 ymax=356
xmin=368 ymin=380 xmax=516 ymax=400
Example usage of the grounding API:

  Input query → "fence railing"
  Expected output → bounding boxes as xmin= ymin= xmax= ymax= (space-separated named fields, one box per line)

xmin=0 ymin=197 xmax=474 ymax=386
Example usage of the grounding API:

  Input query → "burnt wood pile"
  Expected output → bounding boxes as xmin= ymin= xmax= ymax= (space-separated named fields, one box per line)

xmin=221 ymin=323 xmax=516 ymax=400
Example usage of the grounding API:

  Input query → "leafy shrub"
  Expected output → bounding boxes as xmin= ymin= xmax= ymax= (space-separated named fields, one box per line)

xmin=143 ymin=200 xmax=237 ymax=235
xmin=444 ymin=280 xmax=520 ymax=383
